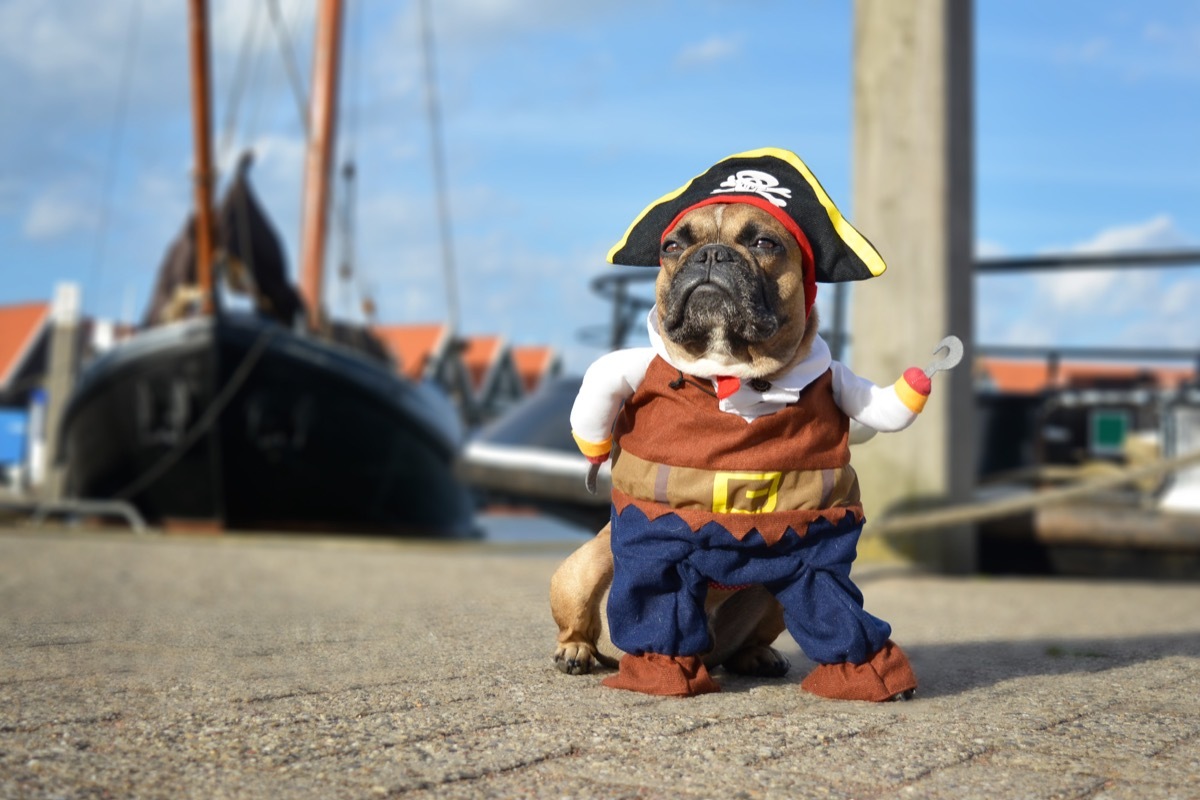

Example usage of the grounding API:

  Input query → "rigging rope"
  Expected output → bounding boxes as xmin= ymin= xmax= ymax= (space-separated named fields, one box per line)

xmin=267 ymin=0 xmax=311 ymax=136
xmin=87 ymin=0 xmax=143 ymax=322
xmin=334 ymin=162 xmax=359 ymax=319
xmin=418 ymin=0 xmax=462 ymax=335
xmin=344 ymin=0 xmax=363 ymax=164
xmin=217 ymin=0 xmax=265 ymax=166
xmin=113 ymin=325 xmax=278 ymax=502
xmin=333 ymin=0 xmax=365 ymax=321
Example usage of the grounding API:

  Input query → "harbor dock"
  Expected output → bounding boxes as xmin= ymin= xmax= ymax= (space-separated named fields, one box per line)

xmin=2 ymin=525 xmax=1199 ymax=799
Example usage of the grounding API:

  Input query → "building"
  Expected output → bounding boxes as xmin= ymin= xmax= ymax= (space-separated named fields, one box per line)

xmin=976 ymin=356 xmax=1198 ymax=475
xmin=0 ymin=302 xmax=51 ymax=408
xmin=511 ymin=346 xmax=563 ymax=395
xmin=372 ymin=323 xmax=562 ymax=426
xmin=977 ymin=357 xmax=1196 ymax=396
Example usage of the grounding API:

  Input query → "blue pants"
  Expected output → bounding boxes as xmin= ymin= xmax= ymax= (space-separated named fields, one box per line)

xmin=607 ymin=504 xmax=892 ymax=666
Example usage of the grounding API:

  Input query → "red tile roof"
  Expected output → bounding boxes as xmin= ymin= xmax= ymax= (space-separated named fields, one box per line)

xmin=462 ymin=335 xmax=503 ymax=391
xmin=0 ymin=302 xmax=50 ymax=388
xmin=511 ymin=346 xmax=556 ymax=393
xmin=371 ymin=323 xmax=447 ymax=380
xmin=979 ymin=357 xmax=1195 ymax=395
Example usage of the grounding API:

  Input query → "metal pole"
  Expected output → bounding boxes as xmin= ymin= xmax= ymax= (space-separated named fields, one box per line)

xmin=852 ymin=0 xmax=976 ymax=572
xmin=829 ymin=283 xmax=847 ymax=362
xmin=40 ymin=283 xmax=81 ymax=503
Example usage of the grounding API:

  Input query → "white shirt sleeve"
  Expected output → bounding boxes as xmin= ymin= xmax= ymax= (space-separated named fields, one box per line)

xmin=569 ymin=348 xmax=656 ymax=449
xmin=830 ymin=361 xmax=920 ymax=433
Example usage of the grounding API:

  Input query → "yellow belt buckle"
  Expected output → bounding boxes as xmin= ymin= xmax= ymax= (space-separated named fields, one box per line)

xmin=712 ymin=471 xmax=782 ymax=514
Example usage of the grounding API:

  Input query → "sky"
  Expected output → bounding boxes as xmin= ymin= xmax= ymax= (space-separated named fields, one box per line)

xmin=0 ymin=0 xmax=1197 ymax=373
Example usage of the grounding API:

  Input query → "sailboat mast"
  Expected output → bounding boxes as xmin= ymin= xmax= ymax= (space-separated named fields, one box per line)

xmin=187 ymin=0 xmax=216 ymax=314
xmin=298 ymin=0 xmax=345 ymax=331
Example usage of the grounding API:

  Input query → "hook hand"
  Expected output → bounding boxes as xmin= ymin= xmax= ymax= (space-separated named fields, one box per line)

xmin=923 ymin=335 xmax=964 ymax=378
xmin=585 ymin=462 xmax=601 ymax=495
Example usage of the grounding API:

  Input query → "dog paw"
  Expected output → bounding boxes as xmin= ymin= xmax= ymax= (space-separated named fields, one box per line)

xmin=890 ymin=689 xmax=916 ymax=702
xmin=723 ymin=645 xmax=790 ymax=678
xmin=554 ymin=642 xmax=601 ymax=675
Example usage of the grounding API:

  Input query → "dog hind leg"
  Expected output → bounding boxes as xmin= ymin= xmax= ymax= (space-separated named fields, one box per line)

xmin=705 ymin=586 xmax=790 ymax=677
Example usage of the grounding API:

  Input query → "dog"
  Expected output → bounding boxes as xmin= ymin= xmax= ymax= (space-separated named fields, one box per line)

xmin=551 ymin=202 xmax=810 ymax=680
xmin=550 ymin=148 xmax=950 ymax=700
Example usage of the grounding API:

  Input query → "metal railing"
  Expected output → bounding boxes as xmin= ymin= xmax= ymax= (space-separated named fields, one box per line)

xmin=585 ymin=250 xmax=1200 ymax=368
xmin=976 ymin=249 xmax=1200 ymax=273
xmin=975 ymin=248 xmax=1200 ymax=373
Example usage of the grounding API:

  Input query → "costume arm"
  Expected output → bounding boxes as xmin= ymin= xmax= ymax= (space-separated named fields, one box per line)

xmin=569 ymin=348 xmax=655 ymax=462
xmin=830 ymin=362 xmax=932 ymax=433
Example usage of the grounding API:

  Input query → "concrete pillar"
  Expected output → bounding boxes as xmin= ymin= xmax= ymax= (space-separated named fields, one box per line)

xmin=40 ymin=282 xmax=82 ymax=503
xmin=850 ymin=0 xmax=975 ymax=572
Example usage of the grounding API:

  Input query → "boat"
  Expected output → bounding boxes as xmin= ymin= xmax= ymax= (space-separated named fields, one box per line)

xmin=463 ymin=375 xmax=611 ymax=532
xmin=58 ymin=0 xmax=477 ymax=537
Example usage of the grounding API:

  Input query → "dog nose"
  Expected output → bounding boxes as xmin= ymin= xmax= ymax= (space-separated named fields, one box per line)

xmin=690 ymin=243 xmax=737 ymax=267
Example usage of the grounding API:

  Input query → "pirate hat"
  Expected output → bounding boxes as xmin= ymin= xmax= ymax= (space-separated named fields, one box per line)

xmin=607 ymin=147 xmax=886 ymax=292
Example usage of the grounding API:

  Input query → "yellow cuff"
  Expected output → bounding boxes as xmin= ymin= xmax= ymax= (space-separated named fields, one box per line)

xmin=572 ymin=432 xmax=612 ymax=458
xmin=893 ymin=378 xmax=929 ymax=414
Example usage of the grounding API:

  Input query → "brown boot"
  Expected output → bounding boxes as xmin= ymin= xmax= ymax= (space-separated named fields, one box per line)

xmin=800 ymin=640 xmax=917 ymax=702
xmin=602 ymin=653 xmax=721 ymax=697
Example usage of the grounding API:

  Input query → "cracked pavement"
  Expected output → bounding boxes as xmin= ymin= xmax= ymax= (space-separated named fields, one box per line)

xmin=2 ymin=527 xmax=1199 ymax=799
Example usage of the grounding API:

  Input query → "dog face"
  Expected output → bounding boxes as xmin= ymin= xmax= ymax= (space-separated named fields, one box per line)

xmin=654 ymin=203 xmax=818 ymax=379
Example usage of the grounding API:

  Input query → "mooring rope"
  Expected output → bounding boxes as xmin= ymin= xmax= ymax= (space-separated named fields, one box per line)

xmin=113 ymin=326 xmax=278 ymax=502
xmin=868 ymin=447 xmax=1200 ymax=537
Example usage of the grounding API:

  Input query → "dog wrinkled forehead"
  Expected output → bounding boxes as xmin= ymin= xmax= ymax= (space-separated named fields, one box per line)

xmin=607 ymin=147 xmax=887 ymax=284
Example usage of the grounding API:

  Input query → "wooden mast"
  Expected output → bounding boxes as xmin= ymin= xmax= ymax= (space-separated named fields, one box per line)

xmin=298 ymin=0 xmax=345 ymax=331
xmin=187 ymin=0 xmax=216 ymax=314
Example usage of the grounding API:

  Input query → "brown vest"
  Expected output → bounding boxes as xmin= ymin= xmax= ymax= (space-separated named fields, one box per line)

xmin=610 ymin=356 xmax=862 ymax=545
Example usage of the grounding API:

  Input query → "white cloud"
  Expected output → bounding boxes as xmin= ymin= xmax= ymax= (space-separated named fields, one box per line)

xmin=1054 ymin=36 xmax=1109 ymax=66
xmin=1118 ymin=277 xmax=1200 ymax=348
xmin=0 ymin=0 xmax=311 ymax=93
xmin=975 ymin=239 xmax=1008 ymax=258
xmin=1033 ymin=215 xmax=1193 ymax=310
xmin=22 ymin=186 xmax=99 ymax=240
xmin=245 ymin=133 xmax=307 ymax=179
xmin=1035 ymin=268 xmax=1119 ymax=310
xmin=1138 ymin=21 xmax=1200 ymax=80
xmin=1066 ymin=214 xmax=1189 ymax=253
xmin=981 ymin=216 xmax=1200 ymax=349
xmin=377 ymin=0 xmax=644 ymax=63
xmin=211 ymin=0 xmax=315 ymax=59
xmin=674 ymin=35 xmax=744 ymax=69
xmin=0 ymin=1 xmax=183 ymax=117
xmin=995 ymin=317 xmax=1056 ymax=347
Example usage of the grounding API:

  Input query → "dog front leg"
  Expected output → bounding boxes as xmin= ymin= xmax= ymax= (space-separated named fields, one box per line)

xmin=550 ymin=524 xmax=617 ymax=674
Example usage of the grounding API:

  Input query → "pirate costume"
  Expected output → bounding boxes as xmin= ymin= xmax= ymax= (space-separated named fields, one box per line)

xmin=571 ymin=148 xmax=929 ymax=700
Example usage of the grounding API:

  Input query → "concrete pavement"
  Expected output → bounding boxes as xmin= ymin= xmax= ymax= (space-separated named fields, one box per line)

xmin=2 ymin=525 xmax=1199 ymax=799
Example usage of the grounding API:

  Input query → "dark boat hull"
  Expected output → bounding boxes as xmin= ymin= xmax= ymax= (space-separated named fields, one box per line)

xmin=61 ymin=314 xmax=477 ymax=537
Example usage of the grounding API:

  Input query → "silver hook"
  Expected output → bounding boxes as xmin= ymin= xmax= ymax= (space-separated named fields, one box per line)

xmin=923 ymin=335 xmax=964 ymax=378
xmin=585 ymin=462 xmax=601 ymax=495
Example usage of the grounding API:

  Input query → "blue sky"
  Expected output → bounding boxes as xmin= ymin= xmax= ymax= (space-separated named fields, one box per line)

xmin=0 ymin=0 xmax=1197 ymax=371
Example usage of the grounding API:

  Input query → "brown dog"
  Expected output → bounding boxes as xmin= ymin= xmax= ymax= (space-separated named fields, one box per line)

xmin=552 ymin=148 xmax=937 ymax=700
xmin=551 ymin=202 xmax=815 ymax=678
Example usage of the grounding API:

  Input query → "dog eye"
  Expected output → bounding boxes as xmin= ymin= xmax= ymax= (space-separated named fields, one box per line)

xmin=662 ymin=240 xmax=682 ymax=254
xmin=753 ymin=237 xmax=780 ymax=251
